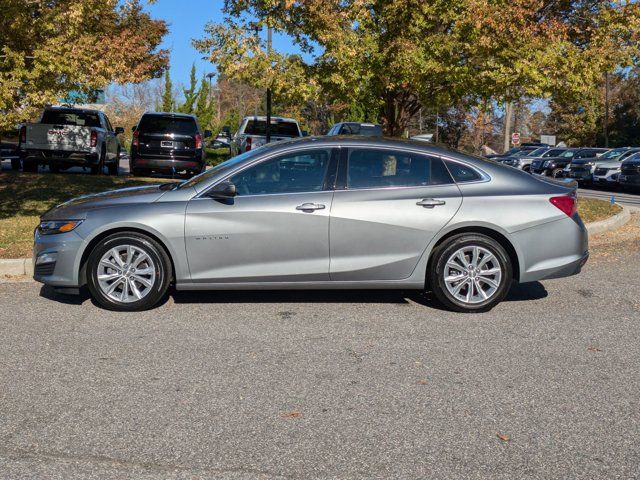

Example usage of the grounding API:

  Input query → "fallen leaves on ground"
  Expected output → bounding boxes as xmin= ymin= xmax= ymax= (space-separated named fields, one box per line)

xmin=282 ymin=411 xmax=302 ymax=418
xmin=497 ymin=433 xmax=511 ymax=442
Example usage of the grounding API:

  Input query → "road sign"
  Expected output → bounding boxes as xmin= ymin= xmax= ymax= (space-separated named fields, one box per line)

xmin=511 ymin=132 xmax=520 ymax=145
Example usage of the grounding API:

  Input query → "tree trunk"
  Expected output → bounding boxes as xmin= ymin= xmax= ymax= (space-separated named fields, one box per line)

xmin=381 ymin=89 xmax=423 ymax=137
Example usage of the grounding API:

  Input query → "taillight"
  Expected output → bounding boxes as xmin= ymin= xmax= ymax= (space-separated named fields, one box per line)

xmin=19 ymin=126 xmax=26 ymax=143
xmin=90 ymin=130 xmax=97 ymax=148
xmin=245 ymin=136 xmax=252 ymax=151
xmin=550 ymin=195 xmax=577 ymax=217
xmin=194 ymin=133 xmax=202 ymax=149
xmin=132 ymin=129 xmax=139 ymax=147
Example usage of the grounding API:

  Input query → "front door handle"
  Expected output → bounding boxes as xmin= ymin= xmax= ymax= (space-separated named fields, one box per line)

xmin=416 ymin=198 xmax=446 ymax=208
xmin=296 ymin=203 xmax=326 ymax=212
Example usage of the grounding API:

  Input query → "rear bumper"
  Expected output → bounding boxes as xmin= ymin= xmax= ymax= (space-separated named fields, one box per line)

xmin=23 ymin=149 xmax=99 ymax=165
xmin=131 ymin=155 xmax=203 ymax=172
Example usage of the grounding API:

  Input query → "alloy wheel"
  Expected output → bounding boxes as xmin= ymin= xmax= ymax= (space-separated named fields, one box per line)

xmin=443 ymin=246 xmax=502 ymax=305
xmin=97 ymin=245 xmax=156 ymax=303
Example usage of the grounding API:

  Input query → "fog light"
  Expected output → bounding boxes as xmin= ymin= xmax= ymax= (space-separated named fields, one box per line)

xmin=36 ymin=252 xmax=57 ymax=265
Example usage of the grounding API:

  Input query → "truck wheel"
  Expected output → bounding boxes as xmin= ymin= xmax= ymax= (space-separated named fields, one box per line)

xmin=10 ymin=158 xmax=21 ymax=170
xmin=91 ymin=147 xmax=106 ymax=175
xmin=49 ymin=162 xmax=60 ymax=174
xmin=551 ymin=168 xmax=564 ymax=178
xmin=23 ymin=158 xmax=38 ymax=173
xmin=107 ymin=149 xmax=119 ymax=176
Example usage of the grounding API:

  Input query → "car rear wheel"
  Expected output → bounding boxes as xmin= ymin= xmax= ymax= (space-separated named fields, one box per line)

xmin=23 ymin=158 xmax=38 ymax=173
xmin=11 ymin=158 xmax=21 ymax=170
xmin=107 ymin=149 xmax=119 ymax=176
xmin=90 ymin=147 xmax=106 ymax=175
xmin=86 ymin=232 xmax=172 ymax=311
xmin=428 ymin=233 xmax=512 ymax=313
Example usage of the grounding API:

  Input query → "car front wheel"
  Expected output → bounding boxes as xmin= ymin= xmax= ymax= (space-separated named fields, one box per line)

xmin=86 ymin=232 xmax=172 ymax=311
xmin=428 ymin=233 xmax=512 ymax=313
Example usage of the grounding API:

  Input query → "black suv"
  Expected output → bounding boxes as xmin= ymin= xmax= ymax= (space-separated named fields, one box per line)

xmin=130 ymin=113 xmax=211 ymax=177
xmin=531 ymin=148 xmax=606 ymax=177
xmin=327 ymin=122 xmax=383 ymax=136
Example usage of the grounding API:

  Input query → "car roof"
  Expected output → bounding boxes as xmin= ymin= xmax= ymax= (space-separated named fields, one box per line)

xmin=46 ymin=106 xmax=102 ymax=114
xmin=243 ymin=115 xmax=298 ymax=123
xmin=142 ymin=112 xmax=197 ymax=119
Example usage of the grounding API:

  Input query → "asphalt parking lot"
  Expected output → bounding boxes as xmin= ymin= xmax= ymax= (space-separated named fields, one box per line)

xmin=1 ymin=218 xmax=639 ymax=479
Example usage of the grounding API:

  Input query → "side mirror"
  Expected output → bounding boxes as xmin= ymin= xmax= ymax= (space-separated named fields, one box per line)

xmin=131 ymin=126 xmax=137 ymax=132
xmin=114 ymin=127 xmax=125 ymax=135
xmin=204 ymin=129 xmax=213 ymax=138
xmin=222 ymin=126 xmax=231 ymax=138
xmin=206 ymin=181 xmax=237 ymax=199
xmin=301 ymin=130 xmax=309 ymax=137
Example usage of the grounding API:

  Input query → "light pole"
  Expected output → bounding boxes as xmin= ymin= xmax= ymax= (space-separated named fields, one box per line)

xmin=206 ymin=72 xmax=216 ymax=102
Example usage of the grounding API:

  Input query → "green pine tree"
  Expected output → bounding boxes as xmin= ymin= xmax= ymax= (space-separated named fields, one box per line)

xmin=179 ymin=63 xmax=198 ymax=114
xmin=195 ymin=76 xmax=216 ymax=129
xmin=161 ymin=69 xmax=174 ymax=112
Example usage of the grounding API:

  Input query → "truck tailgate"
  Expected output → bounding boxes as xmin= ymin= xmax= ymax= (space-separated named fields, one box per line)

xmin=26 ymin=124 xmax=92 ymax=151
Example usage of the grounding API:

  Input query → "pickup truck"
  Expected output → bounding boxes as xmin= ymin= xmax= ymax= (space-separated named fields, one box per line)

xmin=229 ymin=116 xmax=303 ymax=156
xmin=20 ymin=107 xmax=123 ymax=174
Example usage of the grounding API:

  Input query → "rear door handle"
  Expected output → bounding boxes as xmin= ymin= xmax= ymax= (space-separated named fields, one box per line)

xmin=416 ymin=198 xmax=446 ymax=208
xmin=296 ymin=203 xmax=326 ymax=212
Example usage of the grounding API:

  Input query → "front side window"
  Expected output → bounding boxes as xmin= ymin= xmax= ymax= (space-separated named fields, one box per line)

xmin=230 ymin=149 xmax=331 ymax=196
xmin=347 ymin=149 xmax=452 ymax=189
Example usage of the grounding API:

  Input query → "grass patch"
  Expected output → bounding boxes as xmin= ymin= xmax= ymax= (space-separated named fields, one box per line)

xmin=0 ymin=172 xmax=168 ymax=258
xmin=577 ymin=197 xmax=622 ymax=223
xmin=206 ymin=147 xmax=231 ymax=167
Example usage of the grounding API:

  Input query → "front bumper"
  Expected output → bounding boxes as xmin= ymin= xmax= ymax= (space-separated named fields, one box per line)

xmin=618 ymin=173 xmax=640 ymax=186
xmin=33 ymin=229 xmax=85 ymax=287
xmin=566 ymin=169 xmax=593 ymax=181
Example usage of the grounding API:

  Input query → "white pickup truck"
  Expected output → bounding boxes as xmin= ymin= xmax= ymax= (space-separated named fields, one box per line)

xmin=228 ymin=116 xmax=303 ymax=156
xmin=19 ymin=107 xmax=123 ymax=174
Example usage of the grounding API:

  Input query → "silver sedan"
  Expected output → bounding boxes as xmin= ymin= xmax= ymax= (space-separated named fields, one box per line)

xmin=33 ymin=137 xmax=589 ymax=313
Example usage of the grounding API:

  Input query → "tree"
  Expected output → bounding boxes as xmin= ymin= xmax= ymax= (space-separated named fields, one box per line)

xmin=0 ymin=0 xmax=168 ymax=130
xmin=194 ymin=1 xmax=640 ymax=136
xmin=178 ymin=63 xmax=199 ymax=114
xmin=195 ymin=76 xmax=216 ymax=130
xmin=161 ymin=69 xmax=174 ymax=112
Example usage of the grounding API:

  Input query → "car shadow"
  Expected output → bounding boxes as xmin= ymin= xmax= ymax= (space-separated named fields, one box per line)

xmin=40 ymin=281 xmax=547 ymax=310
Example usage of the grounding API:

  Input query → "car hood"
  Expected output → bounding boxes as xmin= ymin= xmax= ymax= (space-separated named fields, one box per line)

xmin=595 ymin=161 xmax=623 ymax=169
xmin=570 ymin=157 xmax=600 ymax=165
xmin=41 ymin=184 xmax=169 ymax=220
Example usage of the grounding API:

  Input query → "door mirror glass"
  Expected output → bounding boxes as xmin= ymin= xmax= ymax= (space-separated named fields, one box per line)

xmin=131 ymin=126 xmax=137 ymax=132
xmin=207 ymin=181 xmax=237 ymax=199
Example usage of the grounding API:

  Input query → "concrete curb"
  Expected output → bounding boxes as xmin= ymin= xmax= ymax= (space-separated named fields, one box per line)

xmin=0 ymin=258 xmax=33 ymax=277
xmin=585 ymin=204 xmax=631 ymax=236
xmin=0 ymin=205 xmax=634 ymax=277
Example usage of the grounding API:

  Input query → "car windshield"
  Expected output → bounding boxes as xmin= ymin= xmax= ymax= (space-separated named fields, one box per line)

xmin=177 ymin=146 xmax=268 ymax=190
xmin=524 ymin=147 xmax=548 ymax=157
xmin=138 ymin=115 xmax=197 ymax=135
xmin=542 ymin=149 xmax=566 ymax=157
xmin=599 ymin=148 xmax=628 ymax=160
xmin=503 ymin=147 xmax=522 ymax=155
xmin=513 ymin=149 xmax=537 ymax=157
xmin=244 ymin=119 xmax=300 ymax=137
xmin=559 ymin=150 xmax=576 ymax=158
xmin=41 ymin=110 xmax=101 ymax=127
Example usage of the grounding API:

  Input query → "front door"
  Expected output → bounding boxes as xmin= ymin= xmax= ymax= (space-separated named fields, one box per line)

xmin=185 ymin=148 xmax=337 ymax=283
xmin=329 ymin=147 xmax=462 ymax=281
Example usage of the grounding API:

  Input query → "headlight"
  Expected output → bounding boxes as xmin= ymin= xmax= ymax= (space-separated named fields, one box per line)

xmin=543 ymin=161 xmax=552 ymax=168
xmin=37 ymin=220 xmax=83 ymax=235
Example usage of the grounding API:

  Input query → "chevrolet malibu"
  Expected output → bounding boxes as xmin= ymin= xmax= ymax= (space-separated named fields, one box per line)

xmin=33 ymin=137 xmax=589 ymax=313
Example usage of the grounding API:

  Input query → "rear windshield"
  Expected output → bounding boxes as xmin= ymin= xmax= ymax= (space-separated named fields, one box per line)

xmin=138 ymin=115 xmax=198 ymax=135
xmin=244 ymin=120 xmax=299 ymax=137
xmin=341 ymin=124 xmax=383 ymax=136
xmin=41 ymin=110 xmax=101 ymax=128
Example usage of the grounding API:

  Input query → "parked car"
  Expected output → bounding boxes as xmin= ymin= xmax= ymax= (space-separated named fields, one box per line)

xmin=229 ymin=116 xmax=302 ymax=156
xmin=618 ymin=152 xmax=640 ymax=190
xmin=593 ymin=148 xmax=640 ymax=187
xmin=19 ymin=107 xmax=123 ymax=174
xmin=0 ymin=139 xmax=22 ymax=170
xmin=532 ymin=148 xmax=606 ymax=177
xmin=566 ymin=147 xmax=634 ymax=184
xmin=410 ymin=134 xmax=434 ymax=143
xmin=500 ymin=147 xmax=568 ymax=172
xmin=33 ymin=137 xmax=588 ymax=313
xmin=130 ymin=112 xmax=211 ymax=177
xmin=486 ymin=145 xmax=540 ymax=160
xmin=327 ymin=122 xmax=383 ymax=137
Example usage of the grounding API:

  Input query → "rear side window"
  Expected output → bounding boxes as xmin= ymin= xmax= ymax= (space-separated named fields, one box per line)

xmin=138 ymin=115 xmax=197 ymax=135
xmin=244 ymin=120 xmax=300 ymax=137
xmin=347 ymin=149 xmax=452 ymax=189
xmin=445 ymin=161 xmax=483 ymax=183
xmin=41 ymin=110 xmax=101 ymax=127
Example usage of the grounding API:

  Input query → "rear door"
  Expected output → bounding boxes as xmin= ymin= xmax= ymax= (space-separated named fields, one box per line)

xmin=329 ymin=147 xmax=462 ymax=281
xmin=137 ymin=115 xmax=198 ymax=159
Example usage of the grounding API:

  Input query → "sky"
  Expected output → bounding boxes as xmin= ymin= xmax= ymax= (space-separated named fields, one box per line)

xmin=145 ymin=0 xmax=305 ymax=89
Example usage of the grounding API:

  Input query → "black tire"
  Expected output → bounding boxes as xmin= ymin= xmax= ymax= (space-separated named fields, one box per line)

xmin=49 ymin=162 xmax=60 ymax=174
xmin=522 ymin=165 xmax=531 ymax=173
xmin=551 ymin=168 xmax=564 ymax=178
xmin=10 ymin=158 xmax=21 ymax=170
xmin=428 ymin=233 xmax=513 ymax=313
xmin=23 ymin=158 xmax=38 ymax=173
xmin=107 ymin=149 xmax=119 ymax=176
xmin=86 ymin=232 xmax=172 ymax=311
xmin=90 ymin=147 xmax=106 ymax=175
xmin=131 ymin=167 xmax=150 ymax=177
